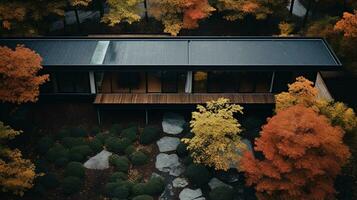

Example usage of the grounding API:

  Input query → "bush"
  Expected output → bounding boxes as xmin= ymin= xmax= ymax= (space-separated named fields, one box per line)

xmin=132 ymin=183 xmax=147 ymax=196
xmin=110 ymin=123 xmax=123 ymax=135
xmin=127 ymin=122 xmax=138 ymax=128
xmin=133 ymin=195 xmax=154 ymax=200
xmin=130 ymin=151 xmax=148 ymax=166
xmin=61 ymin=137 xmax=87 ymax=148
xmin=140 ymin=126 xmax=160 ymax=145
xmin=96 ymin=132 xmax=110 ymax=143
xmin=105 ymin=137 xmax=131 ymax=154
xmin=121 ymin=127 xmax=138 ymax=142
xmin=90 ymin=126 xmax=101 ymax=136
xmin=109 ymin=155 xmax=130 ymax=172
xmin=68 ymin=153 xmax=84 ymax=162
xmin=125 ymin=145 xmax=136 ymax=155
xmin=185 ymin=164 xmax=212 ymax=187
xmin=64 ymin=162 xmax=85 ymax=179
xmin=36 ymin=136 xmax=54 ymax=154
xmin=89 ymin=138 xmax=103 ymax=154
xmin=176 ymin=142 xmax=189 ymax=157
xmin=105 ymin=181 xmax=130 ymax=199
xmin=34 ymin=159 xmax=50 ymax=173
xmin=46 ymin=144 xmax=68 ymax=162
xmin=62 ymin=176 xmax=82 ymax=195
xmin=209 ymin=186 xmax=234 ymax=200
xmin=145 ymin=177 xmax=165 ymax=195
xmin=37 ymin=173 xmax=59 ymax=189
xmin=54 ymin=157 xmax=69 ymax=167
xmin=70 ymin=145 xmax=92 ymax=157
xmin=70 ymin=127 xmax=87 ymax=137
xmin=109 ymin=172 xmax=128 ymax=182
xmin=182 ymin=156 xmax=193 ymax=166
xmin=56 ymin=128 xmax=71 ymax=139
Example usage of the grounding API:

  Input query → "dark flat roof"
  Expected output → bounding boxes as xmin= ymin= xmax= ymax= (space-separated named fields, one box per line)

xmin=0 ymin=37 xmax=342 ymax=70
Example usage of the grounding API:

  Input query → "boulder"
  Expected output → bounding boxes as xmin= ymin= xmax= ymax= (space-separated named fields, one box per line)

xmin=155 ymin=153 xmax=184 ymax=176
xmin=179 ymin=188 xmax=203 ymax=200
xmin=157 ymin=136 xmax=181 ymax=152
xmin=172 ymin=177 xmax=189 ymax=188
xmin=208 ymin=177 xmax=233 ymax=190
xmin=162 ymin=113 xmax=185 ymax=135
xmin=83 ymin=150 xmax=112 ymax=170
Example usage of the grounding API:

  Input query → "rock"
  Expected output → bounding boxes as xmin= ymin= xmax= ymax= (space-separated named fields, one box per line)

xmin=194 ymin=198 xmax=206 ymax=200
xmin=162 ymin=112 xmax=186 ymax=135
xmin=173 ymin=177 xmax=189 ymax=188
xmin=157 ymin=136 xmax=181 ymax=152
xmin=179 ymin=188 xmax=203 ymax=200
xmin=208 ymin=177 xmax=233 ymax=190
xmin=83 ymin=150 xmax=112 ymax=170
xmin=215 ymin=169 xmax=241 ymax=183
xmin=230 ymin=139 xmax=254 ymax=169
xmin=151 ymin=172 xmax=163 ymax=179
xmin=155 ymin=153 xmax=184 ymax=176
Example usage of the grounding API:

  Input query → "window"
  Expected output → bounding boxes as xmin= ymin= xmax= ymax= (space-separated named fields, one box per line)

xmin=193 ymin=71 xmax=207 ymax=93
xmin=56 ymin=72 xmax=90 ymax=93
xmin=162 ymin=71 xmax=177 ymax=93
xmin=208 ymin=71 xmax=237 ymax=93
xmin=147 ymin=71 xmax=162 ymax=93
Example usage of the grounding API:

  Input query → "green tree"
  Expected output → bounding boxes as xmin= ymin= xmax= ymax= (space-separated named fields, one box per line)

xmin=182 ymin=98 xmax=246 ymax=171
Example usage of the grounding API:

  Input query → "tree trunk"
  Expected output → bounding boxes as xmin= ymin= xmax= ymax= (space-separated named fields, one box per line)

xmin=99 ymin=0 xmax=104 ymax=18
xmin=289 ymin=0 xmax=295 ymax=14
xmin=302 ymin=0 xmax=312 ymax=27
xmin=144 ymin=0 xmax=149 ymax=22
xmin=74 ymin=7 xmax=81 ymax=32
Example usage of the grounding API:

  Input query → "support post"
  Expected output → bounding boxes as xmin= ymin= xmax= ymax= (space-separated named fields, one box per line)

xmin=185 ymin=71 xmax=193 ymax=93
xmin=144 ymin=0 xmax=149 ymax=22
xmin=89 ymin=71 xmax=96 ymax=94
xmin=145 ymin=109 xmax=149 ymax=125
xmin=97 ymin=108 xmax=101 ymax=125
xmin=270 ymin=72 xmax=275 ymax=93
xmin=289 ymin=0 xmax=295 ymax=14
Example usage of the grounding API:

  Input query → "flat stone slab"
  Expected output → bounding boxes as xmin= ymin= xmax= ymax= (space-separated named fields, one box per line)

xmin=162 ymin=112 xmax=186 ymax=135
xmin=155 ymin=153 xmax=184 ymax=176
xmin=208 ymin=177 xmax=233 ymax=190
xmin=84 ymin=150 xmax=112 ymax=170
xmin=179 ymin=188 xmax=203 ymax=200
xmin=173 ymin=177 xmax=189 ymax=188
xmin=157 ymin=136 xmax=181 ymax=152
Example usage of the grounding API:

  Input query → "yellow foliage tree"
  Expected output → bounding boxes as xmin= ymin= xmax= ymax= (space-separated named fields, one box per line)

xmin=0 ymin=122 xmax=37 ymax=196
xmin=278 ymin=21 xmax=294 ymax=36
xmin=275 ymin=76 xmax=357 ymax=132
xmin=102 ymin=0 xmax=142 ymax=26
xmin=182 ymin=98 xmax=246 ymax=171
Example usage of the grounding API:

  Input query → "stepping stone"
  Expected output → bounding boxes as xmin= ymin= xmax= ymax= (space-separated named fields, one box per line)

xmin=208 ymin=177 xmax=233 ymax=190
xmin=179 ymin=188 xmax=203 ymax=200
xmin=157 ymin=136 xmax=181 ymax=152
xmin=84 ymin=150 xmax=112 ymax=170
xmin=173 ymin=177 xmax=189 ymax=188
xmin=162 ymin=112 xmax=186 ymax=135
xmin=155 ymin=153 xmax=184 ymax=176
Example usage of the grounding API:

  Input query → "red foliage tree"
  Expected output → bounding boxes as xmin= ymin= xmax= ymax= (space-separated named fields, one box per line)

xmin=182 ymin=0 xmax=215 ymax=29
xmin=241 ymin=105 xmax=350 ymax=200
xmin=0 ymin=45 xmax=48 ymax=103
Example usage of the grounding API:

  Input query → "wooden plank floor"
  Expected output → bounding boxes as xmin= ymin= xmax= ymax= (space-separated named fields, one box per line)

xmin=94 ymin=93 xmax=275 ymax=104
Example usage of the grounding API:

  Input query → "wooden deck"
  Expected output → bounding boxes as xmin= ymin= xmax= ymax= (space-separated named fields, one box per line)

xmin=94 ymin=93 xmax=275 ymax=104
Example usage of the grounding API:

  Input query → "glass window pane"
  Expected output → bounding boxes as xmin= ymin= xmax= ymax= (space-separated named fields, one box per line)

xmin=238 ymin=72 xmax=255 ymax=92
xmin=147 ymin=71 xmax=162 ymax=93
xmin=112 ymin=72 xmax=130 ymax=93
xmin=255 ymin=72 xmax=272 ymax=93
xmin=74 ymin=72 xmax=90 ymax=93
xmin=178 ymin=72 xmax=186 ymax=93
xmin=131 ymin=72 xmax=146 ymax=93
xmin=273 ymin=72 xmax=293 ymax=93
xmin=193 ymin=71 xmax=207 ymax=93
xmin=56 ymin=72 xmax=75 ymax=93
xmin=162 ymin=71 xmax=177 ymax=93
xmin=95 ymin=72 xmax=105 ymax=93
xmin=208 ymin=71 xmax=237 ymax=93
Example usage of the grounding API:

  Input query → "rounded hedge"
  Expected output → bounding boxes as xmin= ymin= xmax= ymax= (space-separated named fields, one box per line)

xmin=133 ymin=195 xmax=154 ymax=200
xmin=105 ymin=181 xmax=131 ymax=199
xmin=125 ymin=145 xmax=136 ymax=155
xmin=54 ymin=157 xmax=69 ymax=167
xmin=70 ymin=127 xmax=87 ymax=137
xmin=109 ymin=155 xmax=130 ymax=172
xmin=89 ymin=138 xmax=103 ymax=154
xmin=110 ymin=123 xmax=123 ymax=135
xmin=185 ymin=164 xmax=212 ymax=187
xmin=68 ymin=153 xmax=84 ymax=162
xmin=38 ymin=173 xmax=59 ymax=189
xmin=90 ymin=126 xmax=101 ymax=136
xmin=46 ymin=144 xmax=69 ymax=162
xmin=96 ymin=132 xmax=110 ymax=143
xmin=36 ymin=136 xmax=54 ymax=154
xmin=61 ymin=176 xmax=82 ymax=195
xmin=132 ymin=183 xmax=147 ymax=196
xmin=182 ymin=156 xmax=193 ymax=166
xmin=209 ymin=186 xmax=234 ymax=200
xmin=105 ymin=137 xmax=131 ymax=154
xmin=56 ymin=128 xmax=71 ymax=140
xmin=61 ymin=137 xmax=87 ymax=148
xmin=70 ymin=145 xmax=92 ymax=157
xmin=176 ymin=142 xmax=189 ymax=158
xmin=140 ymin=126 xmax=160 ymax=145
xmin=121 ymin=127 xmax=138 ymax=142
xmin=64 ymin=162 xmax=85 ymax=179
xmin=130 ymin=151 xmax=148 ymax=166
xmin=109 ymin=172 xmax=128 ymax=182
xmin=145 ymin=177 xmax=165 ymax=195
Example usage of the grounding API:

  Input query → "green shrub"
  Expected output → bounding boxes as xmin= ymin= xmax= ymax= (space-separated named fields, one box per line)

xmin=90 ymin=126 xmax=101 ymax=136
xmin=46 ymin=144 xmax=68 ymax=162
xmin=121 ymin=126 xmax=138 ymax=142
xmin=109 ymin=155 xmax=130 ymax=172
xmin=61 ymin=137 xmax=87 ymax=148
xmin=56 ymin=128 xmax=71 ymax=139
xmin=70 ymin=127 xmax=87 ymax=137
xmin=140 ymin=126 xmax=160 ymax=145
xmin=209 ymin=186 xmax=234 ymax=200
xmin=62 ymin=176 xmax=82 ymax=195
xmin=132 ymin=183 xmax=147 ymax=196
xmin=70 ymin=145 xmax=92 ymax=157
xmin=130 ymin=151 xmax=148 ymax=166
xmin=125 ymin=145 xmax=136 ymax=155
xmin=89 ymin=138 xmax=103 ymax=153
xmin=105 ymin=137 xmax=131 ymax=154
xmin=176 ymin=142 xmax=189 ymax=157
xmin=36 ymin=136 xmax=54 ymax=154
xmin=64 ymin=162 xmax=85 ymax=179
xmin=34 ymin=159 xmax=50 ymax=173
xmin=133 ymin=195 xmax=154 ymax=200
xmin=112 ymin=185 xmax=129 ymax=199
xmin=145 ymin=177 xmax=165 ymax=195
xmin=109 ymin=172 xmax=128 ymax=182
xmin=110 ymin=123 xmax=123 ymax=135
xmin=127 ymin=122 xmax=138 ymax=128
xmin=54 ymin=157 xmax=69 ymax=167
xmin=105 ymin=181 xmax=130 ymax=199
xmin=96 ymin=132 xmax=109 ymax=143
xmin=68 ymin=153 xmax=84 ymax=162
xmin=38 ymin=173 xmax=59 ymax=189
xmin=185 ymin=164 xmax=211 ymax=187
xmin=182 ymin=156 xmax=193 ymax=166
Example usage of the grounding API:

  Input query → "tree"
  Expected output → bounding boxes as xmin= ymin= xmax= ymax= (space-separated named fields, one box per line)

xmin=335 ymin=10 xmax=357 ymax=38
xmin=241 ymin=105 xmax=350 ymax=199
xmin=182 ymin=98 xmax=246 ymax=171
xmin=101 ymin=0 xmax=142 ymax=26
xmin=278 ymin=21 xmax=294 ymax=36
xmin=150 ymin=0 xmax=215 ymax=36
xmin=0 ymin=122 xmax=38 ymax=196
xmin=0 ymin=45 xmax=49 ymax=104
xmin=275 ymin=76 xmax=357 ymax=132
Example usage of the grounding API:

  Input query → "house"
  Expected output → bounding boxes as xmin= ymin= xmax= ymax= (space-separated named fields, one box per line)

xmin=0 ymin=36 xmax=341 ymax=123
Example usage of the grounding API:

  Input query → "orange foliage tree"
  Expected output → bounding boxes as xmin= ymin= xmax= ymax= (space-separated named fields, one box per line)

xmin=241 ymin=105 xmax=350 ymax=200
xmin=0 ymin=45 xmax=49 ymax=104
xmin=335 ymin=10 xmax=357 ymax=38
